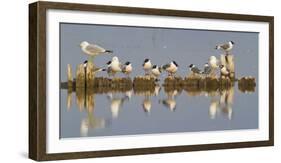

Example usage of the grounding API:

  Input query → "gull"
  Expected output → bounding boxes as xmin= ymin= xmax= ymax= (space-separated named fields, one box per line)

xmin=110 ymin=56 xmax=122 ymax=77
xmin=83 ymin=60 xmax=88 ymax=68
xmin=151 ymin=65 xmax=162 ymax=81
xmin=142 ymin=59 xmax=152 ymax=75
xmin=215 ymin=41 xmax=235 ymax=54
xmin=102 ymin=61 xmax=114 ymax=78
xmin=83 ymin=60 xmax=103 ymax=73
xmin=209 ymin=56 xmax=219 ymax=69
xmin=80 ymin=41 xmax=113 ymax=62
xmin=162 ymin=61 xmax=178 ymax=77
xmin=219 ymin=65 xmax=230 ymax=78
xmin=189 ymin=64 xmax=203 ymax=75
xmin=203 ymin=63 xmax=211 ymax=76
xmin=122 ymin=62 xmax=133 ymax=77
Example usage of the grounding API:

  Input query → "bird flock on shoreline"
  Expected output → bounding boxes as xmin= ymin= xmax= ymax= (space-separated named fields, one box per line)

xmin=79 ymin=40 xmax=235 ymax=80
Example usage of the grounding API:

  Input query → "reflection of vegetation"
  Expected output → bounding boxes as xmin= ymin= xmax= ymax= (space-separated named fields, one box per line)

xmin=238 ymin=77 xmax=256 ymax=93
xmin=68 ymin=87 xmax=109 ymax=137
xmin=75 ymin=87 xmax=85 ymax=111
xmin=69 ymin=85 xmax=238 ymax=120
xmin=80 ymin=112 xmax=108 ymax=137
xmin=67 ymin=88 xmax=72 ymax=110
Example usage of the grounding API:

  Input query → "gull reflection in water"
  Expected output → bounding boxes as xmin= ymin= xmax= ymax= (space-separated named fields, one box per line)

xmin=209 ymin=97 xmax=219 ymax=119
xmin=207 ymin=87 xmax=234 ymax=120
xmin=64 ymin=77 xmax=254 ymax=137
xmin=142 ymin=97 xmax=152 ymax=114
xmin=142 ymin=85 xmax=162 ymax=114
xmin=153 ymin=85 xmax=161 ymax=96
xmin=107 ymin=92 xmax=128 ymax=118
xmin=160 ymin=89 xmax=180 ymax=112
xmin=135 ymin=85 xmax=161 ymax=114
xmin=125 ymin=89 xmax=133 ymax=100
xmin=205 ymin=90 xmax=220 ymax=119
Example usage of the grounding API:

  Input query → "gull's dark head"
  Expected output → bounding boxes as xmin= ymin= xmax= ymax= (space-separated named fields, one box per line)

xmin=230 ymin=41 xmax=235 ymax=45
xmin=83 ymin=60 xmax=88 ymax=68
xmin=124 ymin=61 xmax=131 ymax=65
xmin=144 ymin=58 xmax=150 ymax=63
xmin=172 ymin=61 xmax=178 ymax=67
xmin=189 ymin=64 xmax=194 ymax=68
xmin=152 ymin=65 xmax=157 ymax=69
xmin=106 ymin=61 xmax=112 ymax=65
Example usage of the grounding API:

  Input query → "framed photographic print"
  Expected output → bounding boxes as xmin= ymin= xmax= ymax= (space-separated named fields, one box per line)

xmin=29 ymin=1 xmax=274 ymax=161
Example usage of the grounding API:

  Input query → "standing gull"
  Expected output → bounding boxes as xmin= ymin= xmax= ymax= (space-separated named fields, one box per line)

xmin=83 ymin=60 xmax=103 ymax=73
xmin=110 ymin=56 xmax=122 ymax=78
xmin=142 ymin=59 xmax=152 ymax=75
xmin=80 ymin=41 xmax=113 ymax=62
xmin=215 ymin=41 xmax=235 ymax=54
xmin=219 ymin=65 xmax=230 ymax=78
xmin=203 ymin=63 xmax=211 ymax=77
xmin=209 ymin=56 xmax=219 ymax=69
xmin=102 ymin=61 xmax=114 ymax=78
xmin=122 ymin=62 xmax=133 ymax=77
xmin=151 ymin=65 xmax=162 ymax=81
xmin=208 ymin=56 xmax=219 ymax=78
xmin=189 ymin=64 xmax=203 ymax=75
xmin=83 ymin=60 xmax=88 ymax=69
xmin=162 ymin=61 xmax=178 ymax=77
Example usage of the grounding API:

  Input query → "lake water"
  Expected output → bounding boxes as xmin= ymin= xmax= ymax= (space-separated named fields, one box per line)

xmin=59 ymin=23 xmax=258 ymax=138
xmin=60 ymin=83 xmax=258 ymax=138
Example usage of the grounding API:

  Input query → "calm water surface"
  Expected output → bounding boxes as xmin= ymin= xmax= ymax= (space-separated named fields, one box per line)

xmin=60 ymin=84 xmax=257 ymax=138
